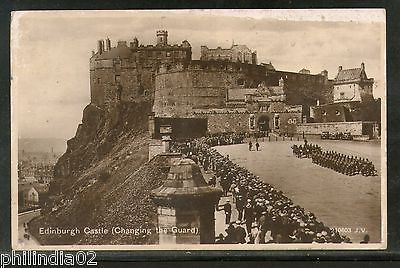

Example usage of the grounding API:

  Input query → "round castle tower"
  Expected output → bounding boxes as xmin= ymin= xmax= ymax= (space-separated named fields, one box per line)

xmin=156 ymin=30 xmax=168 ymax=46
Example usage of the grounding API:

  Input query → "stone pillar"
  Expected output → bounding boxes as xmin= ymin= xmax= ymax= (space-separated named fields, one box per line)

xmin=152 ymin=158 xmax=222 ymax=244
xmin=162 ymin=136 xmax=171 ymax=153
xmin=159 ymin=125 xmax=173 ymax=153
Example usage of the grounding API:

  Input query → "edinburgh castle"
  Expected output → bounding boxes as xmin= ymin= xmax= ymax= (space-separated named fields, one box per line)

xmin=89 ymin=30 xmax=380 ymax=140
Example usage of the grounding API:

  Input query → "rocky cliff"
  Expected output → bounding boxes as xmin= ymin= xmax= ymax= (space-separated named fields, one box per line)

xmin=29 ymin=101 xmax=169 ymax=245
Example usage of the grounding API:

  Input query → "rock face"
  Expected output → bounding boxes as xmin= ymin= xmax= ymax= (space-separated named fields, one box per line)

xmin=53 ymin=101 xmax=152 ymax=191
xmin=29 ymin=100 xmax=165 ymax=245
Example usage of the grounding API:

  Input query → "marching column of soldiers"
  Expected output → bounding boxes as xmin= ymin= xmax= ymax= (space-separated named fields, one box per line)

xmin=172 ymin=137 xmax=350 ymax=244
xmin=291 ymin=143 xmax=322 ymax=158
xmin=291 ymin=142 xmax=377 ymax=177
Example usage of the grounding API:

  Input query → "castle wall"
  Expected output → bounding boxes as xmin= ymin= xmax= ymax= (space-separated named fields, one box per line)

xmin=333 ymin=83 xmax=362 ymax=103
xmin=190 ymin=110 xmax=301 ymax=136
xmin=312 ymin=100 xmax=380 ymax=123
xmin=154 ymin=70 xmax=232 ymax=117
xmin=89 ymin=39 xmax=192 ymax=106
xmin=202 ymin=113 xmax=250 ymax=133
xmin=274 ymin=112 xmax=303 ymax=136
xmin=265 ymin=70 xmax=332 ymax=115
xmin=297 ymin=121 xmax=364 ymax=136
xmin=153 ymin=61 xmax=267 ymax=118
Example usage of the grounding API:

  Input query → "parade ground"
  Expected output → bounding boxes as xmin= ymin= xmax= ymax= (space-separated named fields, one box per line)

xmin=215 ymin=139 xmax=382 ymax=243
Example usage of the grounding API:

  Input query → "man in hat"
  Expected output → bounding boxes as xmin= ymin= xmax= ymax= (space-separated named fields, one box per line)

xmin=235 ymin=220 xmax=247 ymax=244
xmin=244 ymin=201 xmax=254 ymax=236
xmin=224 ymin=223 xmax=236 ymax=243
xmin=258 ymin=211 xmax=268 ymax=244
xmin=223 ymin=200 xmax=232 ymax=225
xmin=236 ymin=195 xmax=245 ymax=222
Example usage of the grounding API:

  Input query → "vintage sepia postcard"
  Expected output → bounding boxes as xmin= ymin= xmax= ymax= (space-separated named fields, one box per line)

xmin=11 ymin=9 xmax=386 ymax=250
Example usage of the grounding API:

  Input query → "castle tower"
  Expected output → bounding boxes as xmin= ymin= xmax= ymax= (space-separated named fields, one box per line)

xmin=131 ymin=37 xmax=139 ymax=48
xmin=156 ymin=30 xmax=168 ymax=46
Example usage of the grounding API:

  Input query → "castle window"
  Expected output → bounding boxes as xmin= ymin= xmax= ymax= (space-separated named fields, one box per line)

xmin=97 ymin=78 xmax=101 ymax=84
xmin=237 ymin=78 xmax=245 ymax=86
xmin=335 ymin=110 xmax=341 ymax=116
xmin=115 ymin=75 xmax=121 ymax=84
xmin=340 ymin=92 xmax=345 ymax=99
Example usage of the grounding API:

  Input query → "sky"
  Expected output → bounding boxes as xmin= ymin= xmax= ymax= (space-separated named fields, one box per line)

xmin=11 ymin=9 xmax=386 ymax=140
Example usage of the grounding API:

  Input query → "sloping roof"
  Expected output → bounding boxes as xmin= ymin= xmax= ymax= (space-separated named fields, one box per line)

xmin=336 ymin=68 xmax=362 ymax=82
xmin=33 ymin=183 xmax=49 ymax=194
xmin=18 ymin=183 xmax=48 ymax=194
xmin=231 ymin=44 xmax=251 ymax=52
xmin=18 ymin=183 xmax=35 ymax=194
xmin=261 ymin=62 xmax=275 ymax=71
xmin=299 ymin=68 xmax=311 ymax=74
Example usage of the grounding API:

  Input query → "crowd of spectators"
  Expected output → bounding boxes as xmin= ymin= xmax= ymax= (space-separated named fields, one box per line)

xmin=172 ymin=136 xmax=351 ymax=244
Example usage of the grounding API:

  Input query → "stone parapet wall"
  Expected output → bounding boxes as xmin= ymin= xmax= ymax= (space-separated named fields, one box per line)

xmin=297 ymin=122 xmax=364 ymax=136
xmin=157 ymin=60 xmax=265 ymax=77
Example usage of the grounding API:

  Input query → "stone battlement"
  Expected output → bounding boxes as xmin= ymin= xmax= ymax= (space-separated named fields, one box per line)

xmin=157 ymin=60 xmax=265 ymax=75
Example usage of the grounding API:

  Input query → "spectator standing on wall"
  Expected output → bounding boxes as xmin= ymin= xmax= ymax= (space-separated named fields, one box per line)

xmin=248 ymin=141 xmax=253 ymax=151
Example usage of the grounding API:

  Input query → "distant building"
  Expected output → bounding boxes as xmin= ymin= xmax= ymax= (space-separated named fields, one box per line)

xmin=18 ymin=183 xmax=49 ymax=211
xmin=332 ymin=63 xmax=374 ymax=103
xmin=18 ymin=184 xmax=39 ymax=208
xmin=200 ymin=44 xmax=257 ymax=64
xmin=300 ymin=63 xmax=380 ymax=139
xmin=299 ymin=68 xmax=311 ymax=74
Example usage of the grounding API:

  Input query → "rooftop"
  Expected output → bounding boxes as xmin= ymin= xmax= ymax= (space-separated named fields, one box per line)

xmin=336 ymin=68 xmax=363 ymax=82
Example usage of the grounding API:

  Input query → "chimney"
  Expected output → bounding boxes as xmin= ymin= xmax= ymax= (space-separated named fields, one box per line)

xmin=338 ymin=66 xmax=342 ymax=73
xmin=106 ymin=38 xmax=111 ymax=51
xmin=361 ymin=62 xmax=365 ymax=70
xmin=97 ymin=40 xmax=104 ymax=54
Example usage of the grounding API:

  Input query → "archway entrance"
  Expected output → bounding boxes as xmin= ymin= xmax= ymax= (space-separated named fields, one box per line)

xmin=257 ymin=115 xmax=270 ymax=132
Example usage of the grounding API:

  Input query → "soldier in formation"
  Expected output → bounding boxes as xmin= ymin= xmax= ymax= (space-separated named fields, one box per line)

xmin=291 ymin=141 xmax=377 ymax=177
xmin=311 ymin=150 xmax=377 ymax=177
